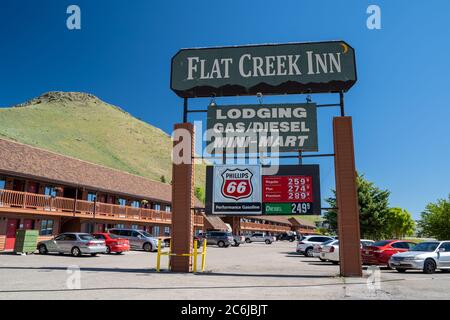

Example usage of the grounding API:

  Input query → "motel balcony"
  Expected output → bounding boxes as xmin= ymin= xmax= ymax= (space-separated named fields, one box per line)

xmin=0 ymin=189 xmax=204 ymax=226
xmin=240 ymin=221 xmax=291 ymax=233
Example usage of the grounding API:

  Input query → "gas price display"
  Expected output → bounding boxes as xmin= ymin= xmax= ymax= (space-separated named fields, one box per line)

xmin=263 ymin=175 xmax=315 ymax=214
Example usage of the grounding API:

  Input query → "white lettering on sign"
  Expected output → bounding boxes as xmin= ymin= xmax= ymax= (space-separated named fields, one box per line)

xmin=186 ymin=52 xmax=342 ymax=80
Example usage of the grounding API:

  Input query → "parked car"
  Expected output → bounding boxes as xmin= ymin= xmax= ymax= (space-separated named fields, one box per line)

xmin=320 ymin=239 xmax=374 ymax=264
xmin=37 ymin=233 xmax=106 ymax=257
xmin=277 ymin=232 xmax=297 ymax=242
xmin=198 ymin=231 xmax=234 ymax=248
xmin=361 ymin=240 xmax=417 ymax=267
xmin=109 ymin=228 xmax=160 ymax=252
xmin=245 ymin=233 xmax=276 ymax=244
xmin=312 ymin=239 xmax=336 ymax=261
xmin=389 ymin=241 xmax=450 ymax=274
xmin=296 ymin=235 xmax=335 ymax=257
xmin=231 ymin=235 xmax=245 ymax=247
xmin=92 ymin=232 xmax=130 ymax=254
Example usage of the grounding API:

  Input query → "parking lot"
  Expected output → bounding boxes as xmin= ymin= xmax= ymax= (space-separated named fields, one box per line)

xmin=1 ymin=241 xmax=450 ymax=300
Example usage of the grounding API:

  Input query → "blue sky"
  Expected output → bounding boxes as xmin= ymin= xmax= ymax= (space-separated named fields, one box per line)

xmin=1 ymin=0 xmax=449 ymax=219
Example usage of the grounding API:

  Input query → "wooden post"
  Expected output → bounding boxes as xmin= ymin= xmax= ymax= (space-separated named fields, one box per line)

xmin=333 ymin=116 xmax=362 ymax=277
xmin=170 ymin=123 xmax=195 ymax=272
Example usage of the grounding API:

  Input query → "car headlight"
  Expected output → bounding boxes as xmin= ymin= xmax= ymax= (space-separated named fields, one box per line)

xmin=403 ymin=256 xmax=418 ymax=261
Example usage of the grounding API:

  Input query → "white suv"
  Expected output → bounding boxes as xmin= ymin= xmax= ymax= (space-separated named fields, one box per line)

xmin=296 ymin=235 xmax=335 ymax=257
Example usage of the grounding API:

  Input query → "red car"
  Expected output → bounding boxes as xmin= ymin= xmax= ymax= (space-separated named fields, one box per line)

xmin=361 ymin=240 xmax=417 ymax=266
xmin=92 ymin=233 xmax=130 ymax=254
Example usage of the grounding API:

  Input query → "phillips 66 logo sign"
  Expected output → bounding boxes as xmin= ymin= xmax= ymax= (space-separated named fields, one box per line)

xmin=221 ymin=168 xmax=253 ymax=200
xmin=210 ymin=165 xmax=262 ymax=214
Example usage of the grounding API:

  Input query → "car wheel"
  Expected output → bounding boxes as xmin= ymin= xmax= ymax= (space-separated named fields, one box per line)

xmin=423 ymin=259 xmax=437 ymax=274
xmin=305 ymin=247 xmax=313 ymax=257
xmin=396 ymin=268 xmax=407 ymax=273
xmin=143 ymin=242 xmax=152 ymax=252
xmin=217 ymin=241 xmax=225 ymax=248
xmin=265 ymin=239 xmax=271 ymax=244
xmin=245 ymin=238 xmax=251 ymax=243
xmin=105 ymin=246 xmax=111 ymax=254
xmin=233 ymin=240 xmax=240 ymax=247
xmin=38 ymin=244 xmax=48 ymax=255
xmin=289 ymin=238 xmax=294 ymax=242
xmin=71 ymin=247 xmax=82 ymax=257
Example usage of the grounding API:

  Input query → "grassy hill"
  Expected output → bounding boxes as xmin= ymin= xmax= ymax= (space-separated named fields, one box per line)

xmin=0 ymin=91 xmax=206 ymax=190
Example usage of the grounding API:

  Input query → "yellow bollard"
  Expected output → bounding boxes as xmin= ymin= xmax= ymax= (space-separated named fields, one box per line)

xmin=168 ymin=239 xmax=172 ymax=270
xmin=193 ymin=240 xmax=198 ymax=273
xmin=156 ymin=239 xmax=161 ymax=272
xmin=201 ymin=238 xmax=207 ymax=272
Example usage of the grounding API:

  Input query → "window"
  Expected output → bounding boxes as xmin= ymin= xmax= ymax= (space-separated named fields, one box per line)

xmin=153 ymin=226 xmax=160 ymax=236
xmin=39 ymin=219 xmax=54 ymax=236
xmin=115 ymin=224 xmax=125 ymax=229
xmin=439 ymin=242 xmax=450 ymax=252
xmin=154 ymin=203 xmax=161 ymax=211
xmin=65 ymin=234 xmax=77 ymax=241
xmin=0 ymin=178 xmax=5 ymax=190
xmin=87 ymin=193 xmax=97 ymax=202
xmin=84 ymin=223 xmax=94 ymax=234
xmin=93 ymin=234 xmax=105 ymax=240
xmin=164 ymin=227 xmax=170 ymax=236
xmin=165 ymin=205 xmax=171 ymax=212
xmin=131 ymin=225 xmax=139 ymax=230
xmin=78 ymin=234 xmax=94 ymax=241
xmin=392 ymin=242 xmax=409 ymax=249
xmin=54 ymin=234 xmax=65 ymax=241
xmin=131 ymin=231 xmax=141 ymax=238
xmin=44 ymin=186 xmax=57 ymax=197
xmin=131 ymin=201 xmax=140 ymax=208
xmin=118 ymin=199 xmax=127 ymax=207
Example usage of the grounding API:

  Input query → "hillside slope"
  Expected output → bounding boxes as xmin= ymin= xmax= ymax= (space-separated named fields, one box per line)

xmin=0 ymin=91 xmax=205 ymax=189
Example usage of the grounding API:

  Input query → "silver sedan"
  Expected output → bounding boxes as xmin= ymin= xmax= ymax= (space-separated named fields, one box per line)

xmin=389 ymin=241 xmax=450 ymax=274
xmin=37 ymin=233 xmax=107 ymax=257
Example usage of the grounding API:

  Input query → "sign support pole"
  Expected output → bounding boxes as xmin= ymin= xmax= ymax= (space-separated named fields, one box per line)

xmin=333 ymin=116 xmax=362 ymax=277
xmin=170 ymin=122 xmax=195 ymax=272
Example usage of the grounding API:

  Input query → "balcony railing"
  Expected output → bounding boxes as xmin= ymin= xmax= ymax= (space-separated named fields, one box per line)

xmin=240 ymin=221 xmax=291 ymax=232
xmin=0 ymin=188 xmax=204 ymax=226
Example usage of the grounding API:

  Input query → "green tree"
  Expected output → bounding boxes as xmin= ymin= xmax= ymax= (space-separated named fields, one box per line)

xmin=384 ymin=208 xmax=415 ymax=239
xmin=418 ymin=195 xmax=450 ymax=240
xmin=195 ymin=186 xmax=205 ymax=204
xmin=323 ymin=173 xmax=391 ymax=239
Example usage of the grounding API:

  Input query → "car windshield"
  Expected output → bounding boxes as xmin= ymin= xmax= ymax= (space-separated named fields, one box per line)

xmin=411 ymin=242 xmax=439 ymax=252
xmin=79 ymin=234 xmax=94 ymax=241
xmin=322 ymin=239 xmax=335 ymax=246
xmin=108 ymin=233 xmax=121 ymax=239
xmin=372 ymin=240 xmax=390 ymax=247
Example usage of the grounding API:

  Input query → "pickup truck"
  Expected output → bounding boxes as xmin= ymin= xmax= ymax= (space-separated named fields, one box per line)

xmin=245 ymin=233 xmax=276 ymax=244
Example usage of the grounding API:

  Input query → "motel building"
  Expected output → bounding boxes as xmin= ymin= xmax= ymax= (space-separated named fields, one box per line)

xmin=0 ymin=138 xmax=204 ymax=251
xmin=0 ymin=138 xmax=318 ymax=251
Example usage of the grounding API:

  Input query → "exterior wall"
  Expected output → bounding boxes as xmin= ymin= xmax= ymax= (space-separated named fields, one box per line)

xmin=0 ymin=212 xmax=61 ymax=250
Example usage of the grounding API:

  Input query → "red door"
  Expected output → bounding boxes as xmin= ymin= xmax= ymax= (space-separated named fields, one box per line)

xmin=5 ymin=219 xmax=19 ymax=250
xmin=23 ymin=219 xmax=34 ymax=230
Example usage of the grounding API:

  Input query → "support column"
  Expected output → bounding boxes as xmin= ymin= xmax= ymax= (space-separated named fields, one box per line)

xmin=333 ymin=116 xmax=362 ymax=277
xmin=170 ymin=123 xmax=195 ymax=272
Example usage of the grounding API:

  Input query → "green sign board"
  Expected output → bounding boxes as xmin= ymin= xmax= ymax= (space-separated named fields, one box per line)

xmin=206 ymin=103 xmax=318 ymax=153
xmin=171 ymin=41 xmax=356 ymax=98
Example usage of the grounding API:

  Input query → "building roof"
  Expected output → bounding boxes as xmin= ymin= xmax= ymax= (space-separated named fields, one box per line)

xmin=0 ymin=138 xmax=203 ymax=207
xmin=288 ymin=217 xmax=317 ymax=228
xmin=203 ymin=215 xmax=229 ymax=231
